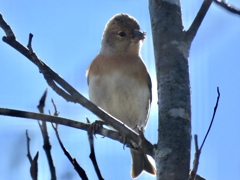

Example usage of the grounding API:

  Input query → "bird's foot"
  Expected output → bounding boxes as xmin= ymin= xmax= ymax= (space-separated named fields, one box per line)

xmin=89 ymin=120 xmax=106 ymax=137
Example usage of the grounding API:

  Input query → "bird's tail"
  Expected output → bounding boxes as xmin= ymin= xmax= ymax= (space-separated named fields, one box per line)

xmin=130 ymin=148 xmax=156 ymax=178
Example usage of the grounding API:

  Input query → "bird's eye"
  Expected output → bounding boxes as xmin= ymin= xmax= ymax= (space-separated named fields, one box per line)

xmin=118 ymin=31 xmax=126 ymax=37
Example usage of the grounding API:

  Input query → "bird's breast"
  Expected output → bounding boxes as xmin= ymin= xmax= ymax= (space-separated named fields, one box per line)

xmin=88 ymin=71 xmax=150 ymax=130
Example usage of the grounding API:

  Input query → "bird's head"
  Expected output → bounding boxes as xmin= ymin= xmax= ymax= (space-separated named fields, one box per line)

xmin=100 ymin=14 xmax=145 ymax=57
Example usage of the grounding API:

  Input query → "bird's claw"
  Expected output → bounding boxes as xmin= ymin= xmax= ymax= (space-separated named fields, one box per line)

xmin=89 ymin=120 xmax=106 ymax=137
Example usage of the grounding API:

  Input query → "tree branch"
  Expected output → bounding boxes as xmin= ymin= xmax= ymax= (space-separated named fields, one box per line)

xmin=0 ymin=14 xmax=15 ymax=38
xmin=200 ymin=87 xmax=220 ymax=151
xmin=0 ymin=107 xmax=154 ymax=157
xmin=214 ymin=0 xmax=240 ymax=15
xmin=52 ymin=123 xmax=89 ymax=180
xmin=26 ymin=130 xmax=33 ymax=163
xmin=86 ymin=118 xmax=104 ymax=180
xmin=50 ymin=100 xmax=89 ymax=179
xmin=26 ymin=130 xmax=39 ymax=180
xmin=186 ymin=0 xmax=214 ymax=42
xmin=30 ymin=152 xmax=39 ymax=180
xmin=37 ymin=89 xmax=56 ymax=180
xmin=0 ymin=13 xmax=152 ymax=155
xmin=50 ymin=99 xmax=59 ymax=116
xmin=189 ymin=87 xmax=220 ymax=180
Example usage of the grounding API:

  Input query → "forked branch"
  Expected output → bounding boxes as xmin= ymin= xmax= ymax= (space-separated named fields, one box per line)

xmin=186 ymin=0 xmax=214 ymax=42
xmin=189 ymin=87 xmax=220 ymax=180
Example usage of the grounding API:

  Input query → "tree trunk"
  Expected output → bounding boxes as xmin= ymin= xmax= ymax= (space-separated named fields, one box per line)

xmin=149 ymin=0 xmax=191 ymax=179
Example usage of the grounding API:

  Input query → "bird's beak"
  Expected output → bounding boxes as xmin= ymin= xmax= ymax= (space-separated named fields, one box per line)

xmin=132 ymin=29 xmax=146 ymax=41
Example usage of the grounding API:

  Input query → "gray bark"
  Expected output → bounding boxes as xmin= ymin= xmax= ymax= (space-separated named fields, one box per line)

xmin=149 ymin=1 xmax=191 ymax=179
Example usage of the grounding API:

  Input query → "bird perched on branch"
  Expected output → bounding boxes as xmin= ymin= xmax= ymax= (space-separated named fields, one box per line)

xmin=87 ymin=13 xmax=156 ymax=178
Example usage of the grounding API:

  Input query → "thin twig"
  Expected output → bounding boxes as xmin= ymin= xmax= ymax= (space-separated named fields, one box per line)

xmin=214 ymin=0 xmax=240 ymax=15
xmin=189 ymin=87 xmax=220 ymax=180
xmin=51 ymin=99 xmax=59 ymax=116
xmin=50 ymin=100 xmax=88 ymax=179
xmin=86 ymin=118 xmax=104 ymax=180
xmin=26 ymin=130 xmax=39 ymax=180
xmin=51 ymin=123 xmax=88 ymax=180
xmin=26 ymin=130 xmax=33 ymax=163
xmin=37 ymin=89 xmax=56 ymax=180
xmin=200 ymin=87 xmax=220 ymax=151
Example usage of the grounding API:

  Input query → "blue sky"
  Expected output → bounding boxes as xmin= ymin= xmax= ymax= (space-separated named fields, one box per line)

xmin=0 ymin=1 xmax=240 ymax=180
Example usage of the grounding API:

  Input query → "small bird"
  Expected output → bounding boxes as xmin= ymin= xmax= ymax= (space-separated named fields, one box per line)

xmin=87 ymin=13 xmax=156 ymax=178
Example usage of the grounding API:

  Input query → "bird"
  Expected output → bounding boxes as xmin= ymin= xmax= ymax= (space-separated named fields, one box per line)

xmin=86 ymin=13 xmax=156 ymax=178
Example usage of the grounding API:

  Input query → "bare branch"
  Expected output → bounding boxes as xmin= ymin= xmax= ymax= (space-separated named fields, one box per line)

xmin=0 ymin=108 xmax=89 ymax=130
xmin=189 ymin=88 xmax=220 ymax=180
xmin=86 ymin=118 xmax=104 ymax=180
xmin=214 ymin=0 xmax=240 ymax=15
xmin=186 ymin=0 xmax=214 ymax=42
xmin=0 ymin=14 xmax=15 ymax=38
xmin=0 ymin=108 xmax=154 ymax=157
xmin=186 ymin=0 xmax=240 ymax=42
xmin=200 ymin=87 xmax=220 ymax=151
xmin=37 ymin=90 xmax=56 ymax=180
xmin=30 ymin=151 xmax=39 ymax=180
xmin=39 ymin=120 xmax=56 ymax=180
xmin=51 ymin=99 xmax=59 ymax=116
xmin=26 ymin=130 xmax=39 ymax=180
xmin=26 ymin=130 xmax=33 ymax=163
xmin=189 ymin=87 xmax=220 ymax=180
xmin=51 ymin=123 xmax=89 ymax=180
xmin=50 ymin=100 xmax=88 ymax=179
xmin=0 ymin=13 xmax=146 ymax=152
